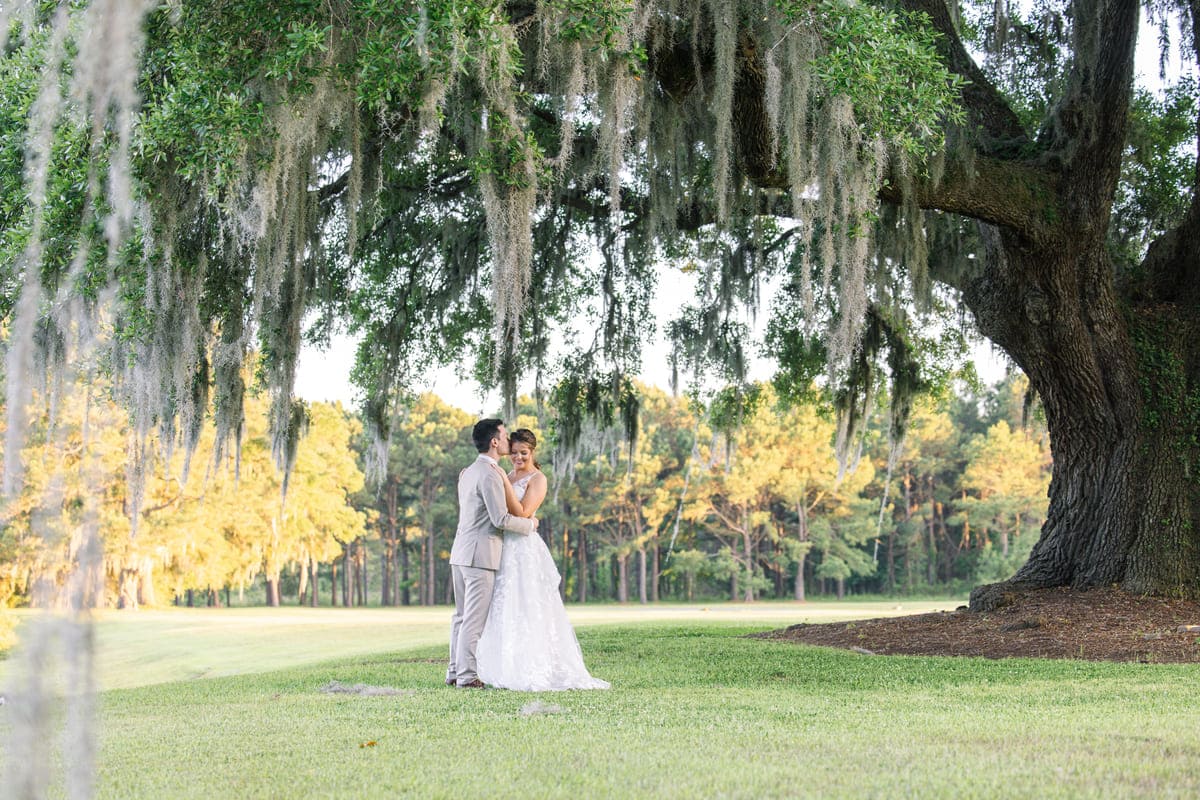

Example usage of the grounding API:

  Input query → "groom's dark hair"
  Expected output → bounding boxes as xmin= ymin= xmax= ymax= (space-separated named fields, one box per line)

xmin=472 ymin=418 xmax=504 ymax=453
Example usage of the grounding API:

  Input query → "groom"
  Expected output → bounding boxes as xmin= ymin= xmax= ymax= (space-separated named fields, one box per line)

xmin=446 ymin=418 xmax=538 ymax=688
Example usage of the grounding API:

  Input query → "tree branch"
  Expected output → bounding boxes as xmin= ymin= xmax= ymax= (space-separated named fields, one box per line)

xmin=880 ymin=155 xmax=1064 ymax=245
xmin=898 ymin=0 xmax=1032 ymax=157
xmin=1131 ymin=0 xmax=1200 ymax=306
xmin=1038 ymin=0 xmax=1140 ymax=221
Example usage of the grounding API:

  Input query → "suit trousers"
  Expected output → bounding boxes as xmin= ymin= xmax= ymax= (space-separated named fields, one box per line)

xmin=448 ymin=564 xmax=496 ymax=684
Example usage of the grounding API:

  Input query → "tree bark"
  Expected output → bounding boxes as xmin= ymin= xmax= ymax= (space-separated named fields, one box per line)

xmin=742 ymin=521 xmax=754 ymax=602
xmin=967 ymin=240 xmax=1200 ymax=609
xmin=560 ymin=526 xmax=569 ymax=602
xmin=651 ymin=538 xmax=660 ymax=603
xmin=381 ymin=546 xmax=391 ymax=607
xmin=383 ymin=478 xmax=398 ymax=607
xmin=425 ymin=527 xmax=435 ymax=606
xmin=400 ymin=526 xmax=411 ymax=606
xmin=265 ymin=576 xmax=281 ymax=608
xmin=360 ymin=540 xmax=369 ymax=607
xmin=901 ymin=0 xmax=1200 ymax=606
xmin=341 ymin=543 xmax=350 ymax=607
xmin=617 ymin=553 xmax=629 ymax=603
xmin=927 ymin=490 xmax=937 ymax=587
xmin=578 ymin=528 xmax=588 ymax=603
xmin=310 ymin=559 xmax=318 ymax=607
xmin=298 ymin=556 xmax=309 ymax=606
xmin=795 ymin=500 xmax=808 ymax=601
xmin=637 ymin=548 xmax=647 ymax=604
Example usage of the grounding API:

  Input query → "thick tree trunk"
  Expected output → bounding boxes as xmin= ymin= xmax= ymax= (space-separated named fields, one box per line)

xmin=265 ymin=576 xmax=281 ymax=608
xmin=968 ymin=241 xmax=1200 ymax=609
xmin=137 ymin=559 xmax=156 ymax=607
xmin=882 ymin=0 xmax=1200 ymax=608
xmin=117 ymin=568 xmax=138 ymax=609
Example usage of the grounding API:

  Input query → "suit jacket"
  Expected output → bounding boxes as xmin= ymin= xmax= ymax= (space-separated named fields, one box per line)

xmin=448 ymin=454 xmax=536 ymax=570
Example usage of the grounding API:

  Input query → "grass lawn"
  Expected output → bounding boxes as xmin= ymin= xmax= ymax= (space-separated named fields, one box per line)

xmin=4 ymin=602 xmax=1198 ymax=798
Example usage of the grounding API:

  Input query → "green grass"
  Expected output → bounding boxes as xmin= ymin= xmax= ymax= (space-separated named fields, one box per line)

xmin=5 ymin=603 xmax=1199 ymax=798
xmin=2 ymin=599 xmax=962 ymax=690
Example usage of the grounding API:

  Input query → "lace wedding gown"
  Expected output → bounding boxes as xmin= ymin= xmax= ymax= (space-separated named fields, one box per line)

xmin=477 ymin=473 xmax=609 ymax=691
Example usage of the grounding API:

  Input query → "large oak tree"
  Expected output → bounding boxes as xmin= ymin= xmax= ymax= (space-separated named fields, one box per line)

xmin=1 ymin=0 xmax=1197 ymax=608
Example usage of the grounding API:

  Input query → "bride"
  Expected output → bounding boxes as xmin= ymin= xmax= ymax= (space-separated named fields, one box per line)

xmin=476 ymin=428 xmax=609 ymax=691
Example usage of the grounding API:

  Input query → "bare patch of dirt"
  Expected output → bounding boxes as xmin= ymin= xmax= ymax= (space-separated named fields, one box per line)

xmin=318 ymin=680 xmax=415 ymax=696
xmin=751 ymin=587 xmax=1200 ymax=663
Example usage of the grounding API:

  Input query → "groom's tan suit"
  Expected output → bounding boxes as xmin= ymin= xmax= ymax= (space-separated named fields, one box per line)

xmin=447 ymin=454 xmax=536 ymax=686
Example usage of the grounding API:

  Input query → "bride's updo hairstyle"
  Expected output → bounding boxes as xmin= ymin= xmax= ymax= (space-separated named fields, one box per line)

xmin=510 ymin=428 xmax=541 ymax=470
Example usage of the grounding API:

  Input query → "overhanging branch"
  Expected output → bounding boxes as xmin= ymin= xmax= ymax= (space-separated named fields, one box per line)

xmin=880 ymin=155 xmax=1064 ymax=245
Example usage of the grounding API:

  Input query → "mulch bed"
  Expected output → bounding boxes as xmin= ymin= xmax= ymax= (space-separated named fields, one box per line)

xmin=751 ymin=587 xmax=1200 ymax=663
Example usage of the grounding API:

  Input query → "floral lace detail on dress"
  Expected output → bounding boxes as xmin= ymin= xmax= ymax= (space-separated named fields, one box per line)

xmin=476 ymin=473 xmax=609 ymax=691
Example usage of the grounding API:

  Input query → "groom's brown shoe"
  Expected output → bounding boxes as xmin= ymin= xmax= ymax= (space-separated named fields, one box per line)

xmin=445 ymin=677 xmax=457 ymax=686
xmin=457 ymin=679 xmax=486 ymax=689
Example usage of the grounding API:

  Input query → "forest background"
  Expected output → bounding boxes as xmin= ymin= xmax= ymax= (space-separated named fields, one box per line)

xmin=0 ymin=367 xmax=1050 ymax=621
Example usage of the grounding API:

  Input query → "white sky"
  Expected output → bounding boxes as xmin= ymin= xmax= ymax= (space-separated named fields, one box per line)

xmin=295 ymin=13 xmax=1190 ymax=413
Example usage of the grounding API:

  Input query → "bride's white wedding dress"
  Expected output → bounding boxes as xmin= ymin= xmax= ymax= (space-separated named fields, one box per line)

xmin=477 ymin=473 xmax=609 ymax=691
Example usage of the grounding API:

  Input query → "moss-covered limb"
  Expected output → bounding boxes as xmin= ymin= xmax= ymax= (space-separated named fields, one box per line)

xmin=1037 ymin=0 xmax=1140 ymax=198
xmin=879 ymin=154 xmax=1065 ymax=251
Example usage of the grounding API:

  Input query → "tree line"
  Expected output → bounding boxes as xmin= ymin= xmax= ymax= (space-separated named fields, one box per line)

xmin=0 ymin=370 xmax=1050 ymax=609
